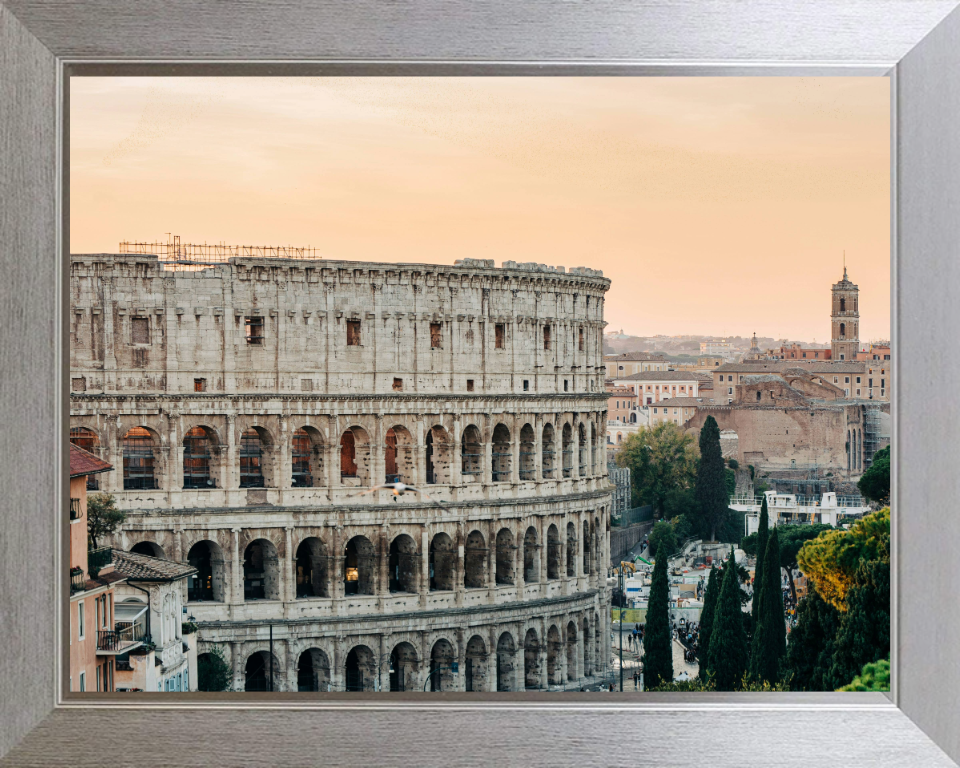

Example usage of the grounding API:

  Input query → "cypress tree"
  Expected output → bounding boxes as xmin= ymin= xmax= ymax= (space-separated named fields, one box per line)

xmin=707 ymin=548 xmax=748 ymax=690
xmin=749 ymin=527 xmax=786 ymax=684
xmin=695 ymin=416 xmax=728 ymax=541
xmin=750 ymin=496 xmax=769 ymax=630
xmin=641 ymin=543 xmax=674 ymax=689
xmin=697 ymin=566 xmax=720 ymax=680
xmin=783 ymin=589 xmax=840 ymax=691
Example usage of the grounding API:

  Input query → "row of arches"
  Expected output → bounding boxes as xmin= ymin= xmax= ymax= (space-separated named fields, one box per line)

xmin=72 ymin=418 xmax=603 ymax=492
xmin=172 ymin=518 xmax=603 ymax=604
xmin=224 ymin=616 xmax=604 ymax=692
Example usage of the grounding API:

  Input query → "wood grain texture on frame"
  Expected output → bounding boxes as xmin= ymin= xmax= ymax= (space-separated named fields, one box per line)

xmin=2 ymin=0 xmax=960 ymax=765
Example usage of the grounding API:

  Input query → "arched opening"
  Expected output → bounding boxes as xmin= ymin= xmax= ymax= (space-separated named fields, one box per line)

xmin=183 ymin=426 xmax=219 ymax=489
xmin=460 ymin=425 xmax=482 ymax=481
xmin=518 ymin=423 xmax=536 ymax=481
xmin=425 ymin=425 xmax=453 ymax=484
xmin=546 ymin=524 xmax=561 ymax=580
xmin=630 ymin=412 xmax=637 ymax=424
xmin=542 ymin=423 xmax=556 ymax=479
xmin=130 ymin=541 xmax=164 ymax=559
xmin=464 ymin=530 xmax=486 ymax=589
xmin=582 ymin=520 xmax=591 ymax=575
xmin=388 ymin=534 xmax=418 ymax=593
xmin=496 ymin=632 xmax=517 ymax=692
xmin=122 ymin=426 xmax=158 ymax=490
xmin=840 ymin=297 xmax=846 ymax=312
xmin=389 ymin=642 xmax=419 ymax=692
xmin=465 ymin=635 xmax=488 ymax=692
xmin=561 ymin=423 xmax=574 ymax=478
xmin=840 ymin=322 xmax=846 ymax=338
xmin=297 ymin=648 xmax=330 ymax=692
xmin=291 ymin=427 xmax=324 ymax=488
xmin=523 ymin=628 xmax=541 ymax=690
xmin=70 ymin=427 xmax=101 ymax=490
xmin=495 ymin=528 xmax=515 ymax=585
xmin=566 ymin=621 xmax=578 ymax=681
xmin=344 ymin=645 xmax=375 ymax=692
xmin=343 ymin=536 xmax=376 ymax=596
xmin=582 ymin=617 xmax=593 ymax=676
xmin=429 ymin=639 xmax=455 ymax=692
xmin=187 ymin=540 xmax=225 ymax=602
xmin=243 ymin=539 xmax=280 ymax=601
xmin=339 ymin=426 xmax=370 ymax=486
xmin=429 ymin=532 xmax=455 ymax=591
xmin=384 ymin=425 xmax=414 ymax=484
xmin=491 ymin=423 xmax=511 ymax=482
xmin=239 ymin=428 xmax=265 ymax=488
xmin=578 ymin=422 xmax=587 ymax=476
xmin=546 ymin=625 xmax=562 ymax=686
xmin=566 ymin=522 xmax=577 ymax=577
xmin=295 ymin=537 xmax=329 ymax=598
xmin=523 ymin=526 xmax=539 ymax=583
xmin=245 ymin=651 xmax=281 ymax=692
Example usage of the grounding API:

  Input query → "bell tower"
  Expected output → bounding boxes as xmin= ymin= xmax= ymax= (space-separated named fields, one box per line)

xmin=831 ymin=265 xmax=859 ymax=361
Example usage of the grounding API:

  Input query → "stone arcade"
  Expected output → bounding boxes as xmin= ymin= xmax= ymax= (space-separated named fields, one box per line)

xmin=70 ymin=253 xmax=613 ymax=692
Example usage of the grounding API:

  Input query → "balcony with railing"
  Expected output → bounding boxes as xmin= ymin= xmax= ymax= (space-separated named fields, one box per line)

xmin=70 ymin=566 xmax=85 ymax=594
xmin=87 ymin=547 xmax=112 ymax=578
xmin=97 ymin=622 xmax=145 ymax=655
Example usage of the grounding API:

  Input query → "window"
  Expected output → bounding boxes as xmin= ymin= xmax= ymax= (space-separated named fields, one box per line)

xmin=839 ymin=323 xmax=846 ymax=337
xmin=802 ymin=352 xmax=807 ymax=358
xmin=578 ymin=327 xmax=584 ymax=351
xmin=78 ymin=602 xmax=85 ymax=640
xmin=564 ymin=380 xmax=569 ymax=392
xmin=845 ymin=377 xmax=850 ymax=384
xmin=131 ymin=316 xmax=149 ymax=344
xmin=72 ymin=377 xmax=86 ymax=392
xmin=834 ymin=377 xmax=839 ymax=384
xmin=301 ymin=379 xmax=313 ymax=391
xmin=393 ymin=377 xmax=403 ymax=391
xmin=544 ymin=325 xmax=551 ymax=350
xmin=881 ymin=379 xmax=885 ymax=388
xmin=840 ymin=297 xmax=846 ymax=311
xmin=79 ymin=671 xmax=86 ymax=692
xmin=194 ymin=378 xmax=207 ymax=392
xmin=430 ymin=322 xmax=442 ymax=349
xmin=96 ymin=666 xmax=101 ymax=692
xmin=466 ymin=379 xmax=474 ymax=392
xmin=840 ymin=354 xmax=845 ymax=360
xmin=96 ymin=596 xmax=101 ymax=629
xmin=245 ymin=316 xmax=264 ymax=344
xmin=856 ymin=376 xmax=861 ymax=384
xmin=728 ymin=387 xmax=733 ymax=395
xmin=523 ymin=380 xmax=529 ymax=392
xmin=756 ymin=391 xmax=761 ymax=401
xmin=346 ymin=319 xmax=361 ymax=346
xmin=495 ymin=323 xmax=505 ymax=349
xmin=856 ymin=389 xmax=861 ymax=396
xmin=653 ymin=408 xmax=657 ymax=414
xmin=869 ymin=378 xmax=873 ymax=387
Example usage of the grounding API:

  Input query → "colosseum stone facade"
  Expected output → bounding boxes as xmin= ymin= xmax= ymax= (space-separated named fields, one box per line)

xmin=70 ymin=252 xmax=613 ymax=692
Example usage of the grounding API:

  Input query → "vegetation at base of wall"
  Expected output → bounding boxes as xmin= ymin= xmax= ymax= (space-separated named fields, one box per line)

xmin=795 ymin=508 xmax=890 ymax=611
xmin=615 ymin=422 xmax=698 ymax=515
xmin=181 ymin=622 xmax=198 ymax=635
xmin=837 ymin=658 xmax=890 ymax=692
xmin=86 ymin=493 xmax=126 ymax=550
xmin=649 ymin=676 xmax=789 ymax=692
xmin=198 ymin=645 xmax=232 ymax=692
xmin=857 ymin=445 xmax=890 ymax=505
xmin=747 ymin=464 xmax=755 ymax=480
xmin=640 ymin=543 xmax=674 ymax=689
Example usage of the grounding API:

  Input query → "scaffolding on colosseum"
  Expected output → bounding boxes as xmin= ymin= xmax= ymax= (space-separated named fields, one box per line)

xmin=119 ymin=236 xmax=320 ymax=271
xmin=862 ymin=406 xmax=885 ymax=468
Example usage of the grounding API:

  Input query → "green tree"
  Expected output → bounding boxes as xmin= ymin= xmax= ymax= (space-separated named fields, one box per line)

xmin=86 ymin=493 xmax=126 ymax=550
xmin=776 ymin=523 xmax=834 ymax=605
xmin=697 ymin=566 xmax=720 ymax=680
xmin=749 ymin=528 xmax=786 ymax=684
xmin=198 ymin=645 xmax=232 ymax=692
xmin=671 ymin=513 xmax=695 ymax=544
xmin=706 ymin=548 xmax=749 ymax=691
xmin=647 ymin=520 xmax=678 ymax=558
xmin=796 ymin=508 xmax=890 ymax=611
xmin=616 ymin=422 xmax=698 ymax=516
xmin=783 ymin=589 xmax=841 ymax=691
xmin=662 ymin=485 xmax=696 ymax=521
xmin=826 ymin=558 xmax=890 ymax=690
xmin=748 ymin=496 xmax=770 ymax=630
xmin=641 ymin=543 xmax=674 ymax=688
xmin=858 ymin=445 xmax=890 ymax=505
xmin=838 ymin=658 xmax=890 ymax=692
xmin=695 ymin=416 xmax=729 ymax=541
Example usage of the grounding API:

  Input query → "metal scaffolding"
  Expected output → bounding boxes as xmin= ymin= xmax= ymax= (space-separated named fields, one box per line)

xmin=119 ymin=235 xmax=320 ymax=271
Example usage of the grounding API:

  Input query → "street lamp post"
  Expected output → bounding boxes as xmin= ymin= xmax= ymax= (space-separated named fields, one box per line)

xmin=618 ymin=567 xmax=624 ymax=692
xmin=423 ymin=663 xmax=459 ymax=692
xmin=375 ymin=652 xmax=394 ymax=692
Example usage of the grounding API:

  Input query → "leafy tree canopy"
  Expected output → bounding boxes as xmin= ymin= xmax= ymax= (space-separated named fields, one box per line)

xmin=857 ymin=446 xmax=890 ymax=505
xmin=796 ymin=508 xmax=890 ymax=611
xmin=616 ymin=422 xmax=698 ymax=515
xmin=87 ymin=493 xmax=126 ymax=550
xmin=837 ymin=658 xmax=890 ymax=692
xmin=198 ymin=645 xmax=232 ymax=692
xmin=647 ymin=521 xmax=678 ymax=559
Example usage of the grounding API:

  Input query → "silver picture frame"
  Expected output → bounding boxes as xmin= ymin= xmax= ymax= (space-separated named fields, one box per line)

xmin=2 ymin=1 xmax=959 ymax=765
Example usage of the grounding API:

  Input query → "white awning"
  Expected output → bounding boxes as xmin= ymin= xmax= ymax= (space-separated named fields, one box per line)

xmin=114 ymin=602 xmax=148 ymax=623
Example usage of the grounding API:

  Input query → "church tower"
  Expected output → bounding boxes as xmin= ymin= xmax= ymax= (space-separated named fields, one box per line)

xmin=831 ymin=266 xmax=859 ymax=360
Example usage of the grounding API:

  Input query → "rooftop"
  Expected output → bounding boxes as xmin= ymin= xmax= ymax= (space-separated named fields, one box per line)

xmin=112 ymin=550 xmax=198 ymax=582
xmin=69 ymin=443 xmax=114 ymax=478
xmin=604 ymin=352 xmax=668 ymax=362
xmin=654 ymin=397 xmax=703 ymax=407
xmin=617 ymin=371 xmax=711 ymax=382
xmin=714 ymin=360 xmax=868 ymax=374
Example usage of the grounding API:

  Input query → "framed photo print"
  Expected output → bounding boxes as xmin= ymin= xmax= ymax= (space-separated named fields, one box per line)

xmin=2 ymin=2 xmax=959 ymax=766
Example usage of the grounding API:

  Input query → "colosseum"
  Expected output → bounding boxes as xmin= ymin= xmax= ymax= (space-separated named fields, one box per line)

xmin=69 ymin=250 xmax=613 ymax=692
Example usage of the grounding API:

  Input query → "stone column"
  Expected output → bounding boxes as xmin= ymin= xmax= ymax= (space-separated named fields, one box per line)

xmin=514 ymin=521 xmax=525 ymax=598
xmin=284 ymin=527 xmax=295 ymax=604
xmin=482 ymin=415 xmax=493 ymax=489
xmin=230 ymin=641 xmax=243 ymax=692
xmin=286 ymin=639 xmax=299 ymax=693
xmin=534 ymin=413 xmax=543 ymax=483
xmin=414 ymin=417 xmax=425 ymax=488
xmin=455 ymin=627 xmax=466 ymax=692
xmin=224 ymin=414 xmax=238 ymax=501
xmin=331 ymin=525 xmax=343 ymax=608
xmin=539 ymin=620 xmax=548 ymax=690
xmin=167 ymin=415 xmax=184 ymax=499
xmin=572 ymin=413 xmax=581 ymax=480
xmin=539 ymin=518 xmax=548 ymax=596
xmin=451 ymin=417 xmax=462 ymax=488
xmin=277 ymin=415 xmax=292 ymax=493
xmin=510 ymin=416 xmax=520 ymax=484
xmin=331 ymin=638 xmax=343 ymax=692
xmin=454 ymin=524 xmax=465 ymax=607
xmin=230 ymin=528 xmax=243 ymax=607
xmin=378 ymin=528 xmax=390 ymax=600
xmin=487 ymin=521 xmax=498 ymax=601
xmin=420 ymin=528 xmax=429 ymax=609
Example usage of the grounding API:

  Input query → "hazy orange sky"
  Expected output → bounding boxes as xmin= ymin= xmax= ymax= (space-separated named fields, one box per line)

xmin=70 ymin=77 xmax=890 ymax=342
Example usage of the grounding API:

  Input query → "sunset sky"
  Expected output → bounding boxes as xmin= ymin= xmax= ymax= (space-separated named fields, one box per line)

xmin=70 ymin=77 xmax=890 ymax=342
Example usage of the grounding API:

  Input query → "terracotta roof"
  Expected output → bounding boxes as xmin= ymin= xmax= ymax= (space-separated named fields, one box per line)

xmin=617 ymin=371 xmax=708 ymax=381
xmin=81 ymin=570 xmax=127 ymax=591
xmin=653 ymin=397 xmax=704 ymax=407
xmin=70 ymin=443 xmax=114 ymax=478
xmin=714 ymin=360 xmax=868 ymax=374
xmin=112 ymin=550 xmax=198 ymax=582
